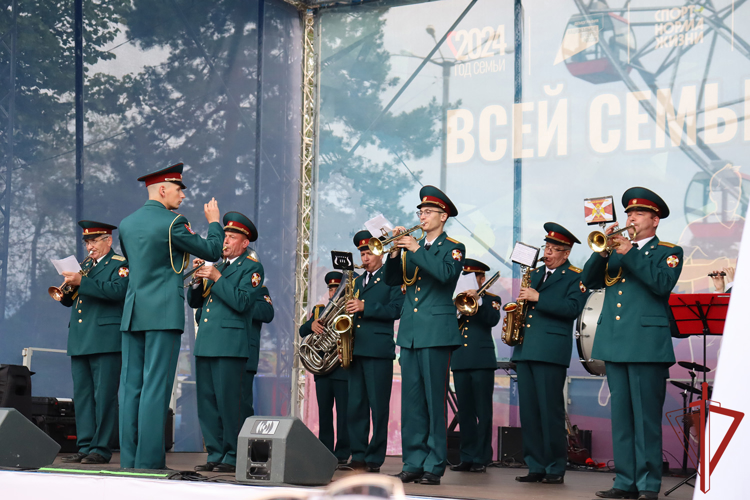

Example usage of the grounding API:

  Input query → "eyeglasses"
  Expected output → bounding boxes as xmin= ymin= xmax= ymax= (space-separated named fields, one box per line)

xmin=542 ymin=244 xmax=568 ymax=253
xmin=416 ymin=209 xmax=445 ymax=217
xmin=83 ymin=236 xmax=109 ymax=245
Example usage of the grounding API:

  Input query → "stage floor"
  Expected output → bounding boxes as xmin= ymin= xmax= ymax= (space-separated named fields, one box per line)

xmin=41 ymin=452 xmax=698 ymax=500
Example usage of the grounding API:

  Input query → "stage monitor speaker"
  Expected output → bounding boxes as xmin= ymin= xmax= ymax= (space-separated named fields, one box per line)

xmin=236 ymin=416 xmax=337 ymax=485
xmin=0 ymin=408 xmax=61 ymax=468
xmin=497 ymin=426 xmax=525 ymax=464
xmin=0 ymin=364 xmax=33 ymax=420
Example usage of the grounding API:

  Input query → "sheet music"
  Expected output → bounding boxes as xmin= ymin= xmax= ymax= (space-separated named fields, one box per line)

xmin=364 ymin=214 xmax=394 ymax=239
xmin=50 ymin=255 xmax=82 ymax=275
xmin=453 ymin=272 xmax=479 ymax=298
xmin=510 ymin=242 xmax=539 ymax=267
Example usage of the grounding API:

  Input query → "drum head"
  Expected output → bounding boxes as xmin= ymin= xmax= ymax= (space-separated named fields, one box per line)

xmin=576 ymin=289 xmax=606 ymax=376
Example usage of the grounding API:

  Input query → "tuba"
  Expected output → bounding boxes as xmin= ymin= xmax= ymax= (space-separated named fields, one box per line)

xmin=48 ymin=251 xmax=95 ymax=301
xmin=299 ymin=270 xmax=359 ymax=375
xmin=455 ymin=271 xmax=501 ymax=317
xmin=501 ymin=265 xmax=533 ymax=346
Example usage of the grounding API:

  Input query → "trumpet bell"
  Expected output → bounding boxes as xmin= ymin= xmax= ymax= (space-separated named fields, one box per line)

xmin=48 ymin=286 xmax=65 ymax=302
xmin=368 ymin=238 xmax=385 ymax=256
xmin=454 ymin=292 xmax=478 ymax=316
xmin=587 ymin=231 xmax=608 ymax=253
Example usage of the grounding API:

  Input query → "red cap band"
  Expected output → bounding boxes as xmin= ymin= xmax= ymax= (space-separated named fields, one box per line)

xmin=463 ymin=265 xmax=486 ymax=273
xmin=546 ymin=230 xmax=571 ymax=245
xmin=82 ymin=227 xmax=112 ymax=236
xmin=225 ymin=220 xmax=252 ymax=237
xmin=144 ymin=172 xmax=183 ymax=187
xmin=420 ymin=196 xmax=447 ymax=211
xmin=328 ymin=278 xmax=342 ymax=286
xmin=626 ymin=198 xmax=661 ymax=215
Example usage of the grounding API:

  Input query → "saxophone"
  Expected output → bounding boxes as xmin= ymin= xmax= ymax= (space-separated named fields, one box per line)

xmin=299 ymin=270 xmax=358 ymax=375
xmin=501 ymin=265 xmax=533 ymax=346
xmin=333 ymin=270 xmax=358 ymax=369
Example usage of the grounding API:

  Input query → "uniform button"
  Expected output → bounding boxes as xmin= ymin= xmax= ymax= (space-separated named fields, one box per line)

xmin=204 ymin=318 xmax=208 ymax=322
xmin=531 ymin=306 xmax=535 ymax=310
xmin=466 ymin=319 xmax=469 ymax=323
xmin=414 ymin=298 xmax=418 ymax=302
xmin=78 ymin=319 xmax=82 ymax=323
xmin=414 ymin=308 xmax=418 ymax=312
xmin=645 ymin=251 xmax=649 ymax=255
xmin=417 ymin=287 xmax=421 ymax=291
xmin=418 ymin=277 xmax=421 ymax=280
xmin=209 ymin=298 xmax=213 ymax=303
xmin=78 ymin=309 xmax=82 ymax=313
xmin=206 ymin=308 xmax=210 ymax=312
xmin=527 ymin=324 xmax=531 ymax=328
xmin=357 ymin=325 xmax=360 ymax=328
xmin=618 ymin=291 xmax=623 ymax=295
xmin=617 ymin=303 xmax=621 ymax=308
xmin=616 ymin=316 xmax=620 ymax=320
xmin=621 ymin=278 xmax=626 ymax=283
xmin=464 ymin=344 xmax=468 ymax=347
xmin=528 ymin=315 xmax=532 ymax=318
xmin=79 ymin=299 xmax=82 ymax=303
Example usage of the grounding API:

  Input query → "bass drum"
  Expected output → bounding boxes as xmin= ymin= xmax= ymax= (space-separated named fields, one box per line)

xmin=576 ymin=288 xmax=606 ymax=376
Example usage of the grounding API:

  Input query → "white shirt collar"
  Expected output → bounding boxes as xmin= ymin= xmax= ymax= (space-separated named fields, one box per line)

xmin=545 ymin=266 xmax=556 ymax=274
xmin=633 ymin=235 xmax=655 ymax=249
xmin=227 ymin=256 xmax=239 ymax=265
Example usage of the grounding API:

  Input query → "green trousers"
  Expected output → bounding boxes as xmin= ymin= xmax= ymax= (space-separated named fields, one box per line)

xmin=70 ymin=352 xmax=121 ymax=460
xmin=606 ymin=362 xmax=670 ymax=494
xmin=347 ymin=356 xmax=393 ymax=466
xmin=453 ymin=368 xmax=494 ymax=465
xmin=120 ymin=330 xmax=181 ymax=469
xmin=315 ymin=375 xmax=350 ymax=461
xmin=399 ymin=346 xmax=452 ymax=476
xmin=241 ymin=369 xmax=256 ymax=422
xmin=516 ymin=361 xmax=567 ymax=476
xmin=196 ymin=356 xmax=246 ymax=466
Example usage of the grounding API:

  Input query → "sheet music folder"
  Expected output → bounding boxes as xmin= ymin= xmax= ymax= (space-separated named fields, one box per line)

xmin=668 ymin=293 xmax=730 ymax=336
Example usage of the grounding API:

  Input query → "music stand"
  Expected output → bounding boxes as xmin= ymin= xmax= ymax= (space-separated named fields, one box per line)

xmin=664 ymin=293 xmax=729 ymax=496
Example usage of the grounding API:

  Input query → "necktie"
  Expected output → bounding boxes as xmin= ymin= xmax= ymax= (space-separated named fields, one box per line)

xmin=633 ymin=242 xmax=639 ymax=250
xmin=544 ymin=270 xmax=552 ymax=282
xmin=424 ymin=243 xmax=431 ymax=250
xmin=364 ymin=272 xmax=371 ymax=287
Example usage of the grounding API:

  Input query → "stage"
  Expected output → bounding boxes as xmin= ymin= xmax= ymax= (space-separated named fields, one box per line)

xmin=0 ymin=453 xmax=697 ymax=500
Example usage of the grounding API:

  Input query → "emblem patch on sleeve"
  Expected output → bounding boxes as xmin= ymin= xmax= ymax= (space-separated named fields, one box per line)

xmin=666 ymin=255 xmax=680 ymax=268
xmin=251 ymin=272 xmax=261 ymax=287
xmin=492 ymin=301 xmax=501 ymax=310
xmin=264 ymin=295 xmax=272 ymax=305
xmin=184 ymin=224 xmax=195 ymax=235
xmin=118 ymin=267 xmax=129 ymax=277
xmin=579 ymin=281 xmax=587 ymax=293
xmin=452 ymin=249 xmax=463 ymax=261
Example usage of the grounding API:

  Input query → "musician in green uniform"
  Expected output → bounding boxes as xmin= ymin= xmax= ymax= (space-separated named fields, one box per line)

xmin=58 ymin=221 xmax=128 ymax=464
xmin=511 ymin=223 xmax=588 ymax=485
xmin=582 ymin=188 xmax=683 ymax=500
xmin=384 ymin=185 xmax=465 ymax=486
xmin=449 ymin=259 xmax=500 ymax=474
xmin=242 ymin=285 xmax=274 ymax=421
xmin=345 ymin=230 xmax=404 ymax=473
xmin=118 ymin=163 xmax=224 ymax=469
xmin=188 ymin=212 xmax=264 ymax=473
xmin=299 ymin=272 xmax=350 ymax=464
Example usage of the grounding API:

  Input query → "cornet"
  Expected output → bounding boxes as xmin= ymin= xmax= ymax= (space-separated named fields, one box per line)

xmin=49 ymin=251 xmax=95 ymax=301
xmin=587 ymin=224 xmax=637 ymax=253
xmin=183 ymin=247 xmax=228 ymax=288
xmin=368 ymin=224 xmax=425 ymax=256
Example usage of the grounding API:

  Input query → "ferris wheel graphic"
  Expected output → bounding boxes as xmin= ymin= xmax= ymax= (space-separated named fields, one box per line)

xmin=557 ymin=0 xmax=749 ymax=217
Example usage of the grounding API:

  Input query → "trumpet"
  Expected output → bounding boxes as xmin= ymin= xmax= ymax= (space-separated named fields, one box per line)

xmin=49 ymin=251 xmax=95 ymax=301
xmin=368 ymin=224 xmax=425 ymax=256
xmin=455 ymin=271 xmax=501 ymax=317
xmin=587 ymin=224 xmax=637 ymax=253
xmin=183 ymin=247 xmax=228 ymax=288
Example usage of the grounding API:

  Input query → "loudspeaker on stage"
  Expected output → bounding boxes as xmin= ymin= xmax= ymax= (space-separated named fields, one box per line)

xmin=0 ymin=407 xmax=61 ymax=468
xmin=236 ymin=416 xmax=337 ymax=485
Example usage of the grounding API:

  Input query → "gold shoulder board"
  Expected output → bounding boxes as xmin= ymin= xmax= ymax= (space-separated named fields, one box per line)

xmin=658 ymin=241 xmax=676 ymax=248
xmin=445 ymin=236 xmax=461 ymax=244
xmin=247 ymin=254 xmax=259 ymax=262
xmin=568 ymin=265 xmax=582 ymax=273
xmin=112 ymin=255 xmax=126 ymax=262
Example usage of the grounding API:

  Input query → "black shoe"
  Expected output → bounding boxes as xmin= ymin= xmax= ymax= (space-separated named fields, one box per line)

xmin=213 ymin=463 xmax=236 ymax=473
xmin=542 ymin=474 xmax=564 ymax=484
xmin=61 ymin=452 xmax=88 ymax=463
xmin=419 ymin=472 xmax=441 ymax=485
xmin=81 ymin=453 xmax=109 ymax=465
xmin=338 ymin=458 xmax=350 ymax=465
xmin=515 ymin=472 xmax=545 ymax=482
xmin=393 ymin=470 xmax=423 ymax=483
xmin=449 ymin=461 xmax=472 ymax=471
xmin=194 ymin=462 xmax=219 ymax=472
xmin=637 ymin=492 xmax=658 ymax=500
xmin=346 ymin=460 xmax=366 ymax=470
xmin=596 ymin=488 xmax=639 ymax=499
xmin=365 ymin=463 xmax=381 ymax=473
xmin=469 ymin=464 xmax=486 ymax=473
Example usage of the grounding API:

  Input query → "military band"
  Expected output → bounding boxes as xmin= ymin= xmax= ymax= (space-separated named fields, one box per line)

xmin=51 ymin=165 xmax=685 ymax=500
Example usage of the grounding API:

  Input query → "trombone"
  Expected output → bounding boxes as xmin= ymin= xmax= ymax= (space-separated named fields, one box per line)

xmin=49 ymin=251 xmax=95 ymax=301
xmin=587 ymin=224 xmax=637 ymax=253
xmin=368 ymin=224 xmax=425 ymax=256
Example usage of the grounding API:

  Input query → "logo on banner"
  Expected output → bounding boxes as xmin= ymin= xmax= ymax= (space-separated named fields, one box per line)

xmin=584 ymin=196 xmax=616 ymax=225
xmin=667 ymin=383 xmax=745 ymax=493
xmin=253 ymin=420 xmax=280 ymax=435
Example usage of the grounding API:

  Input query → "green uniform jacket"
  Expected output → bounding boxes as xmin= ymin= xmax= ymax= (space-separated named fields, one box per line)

xmin=246 ymin=286 xmax=275 ymax=372
xmin=61 ymin=249 xmax=129 ymax=356
xmin=384 ymin=232 xmax=465 ymax=348
xmin=451 ymin=292 xmax=501 ymax=370
xmin=118 ymin=200 xmax=224 ymax=332
xmin=187 ymin=250 xmax=265 ymax=357
xmin=511 ymin=261 xmax=589 ymax=367
xmin=581 ymin=237 xmax=682 ymax=364
xmin=351 ymin=267 xmax=404 ymax=360
xmin=299 ymin=303 xmax=348 ymax=381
